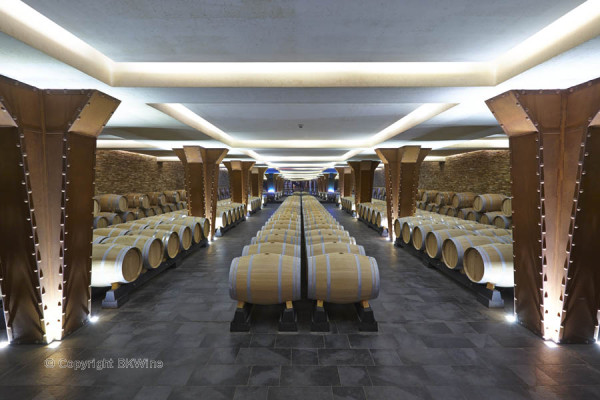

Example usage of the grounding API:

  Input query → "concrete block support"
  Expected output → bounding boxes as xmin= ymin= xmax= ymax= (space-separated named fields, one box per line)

xmin=487 ymin=78 xmax=600 ymax=343
xmin=0 ymin=75 xmax=120 ymax=344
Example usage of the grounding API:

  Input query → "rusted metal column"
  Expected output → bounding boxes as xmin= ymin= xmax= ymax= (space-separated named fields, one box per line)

xmin=174 ymin=147 xmax=205 ymax=217
xmin=224 ymin=160 xmax=255 ymax=214
xmin=486 ymin=78 xmax=600 ymax=343
xmin=348 ymin=161 xmax=379 ymax=212
xmin=376 ymin=146 xmax=430 ymax=238
xmin=0 ymin=76 xmax=119 ymax=344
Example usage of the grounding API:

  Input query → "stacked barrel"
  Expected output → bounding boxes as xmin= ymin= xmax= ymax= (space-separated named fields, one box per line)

xmin=247 ymin=196 xmax=262 ymax=213
xmin=93 ymin=191 xmax=188 ymax=228
xmin=303 ymin=196 xmax=380 ymax=307
xmin=416 ymin=191 xmax=512 ymax=229
xmin=91 ymin=210 xmax=210 ymax=288
xmin=340 ymin=196 xmax=355 ymax=213
xmin=356 ymin=199 xmax=387 ymax=229
xmin=229 ymin=196 xmax=302 ymax=307
xmin=394 ymin=209 xmax=513 ymax=288
xmin=216 ymin=199 xmax=247 ymax=229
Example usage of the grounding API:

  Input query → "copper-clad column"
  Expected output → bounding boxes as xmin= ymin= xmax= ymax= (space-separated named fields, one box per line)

xmin=224 ymin=160 xmax=255 ymax=215
xmin=343 ymin=169 xmax=353 ymax=197
xmin=0 ymin=76 xmax=120 ymax=344
xmin=174 ymin=147 xmax=205 ymax=217
xmin=486 ymin=78 xmax=600 ymax=343
xmin=251 ymin=167 xmax=267 ymax=199
xmin=335 ymin=167 xmax=346 ymax=198
xmin=376 ymin=147 xmax=430 ymax=238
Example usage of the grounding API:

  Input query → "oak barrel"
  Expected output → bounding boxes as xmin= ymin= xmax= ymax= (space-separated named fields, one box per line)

xmin=93 ymin=227 xmax=131 ymax=237
xmin=424 ymin=229 xmax=471 ymax=259
xmin=501 ymin=197 xmax=512 ymax=217
xmin=441 ymin=235 xmax=499 ymax=270
xmin=93 ymin=216 xmax=109 ymax=229
xmin=251 ymin=232 xmax=300 ymax=245
xmin=125 ymin=193 xmax=150 ymax=209
xmin=229 ymin=254 xmax=301 ymax=305
xmin=473 ymin=194 xmax=507 ymax=212
xmin=154 ymin=224 xmax=193 ymax=250
xmin=307 ymin=242 xmax=366 ymax=257
xmin=464 ymin=243 xmax=514 ymax=287
xmin=242 ymin=242 xmax=301 ymax=258
xmin=137 ymin=229 xmax=180 ymax=259
xmin=307 ymin=253 xmax=380 ymax=304
xmin=305 ymin=235 xmax=356 ymax=246
xmin=103 ymin=235 xmax=164 ymax=269
xmin=91 ymin=244 xmax=143 ymax=287
xmin=96 ymin=212 xmax=122 ymax=225
xmin=451 ymin=192 xmax=476 ymax=208
xmin=95 ymin=194 xmax=128 ymax=213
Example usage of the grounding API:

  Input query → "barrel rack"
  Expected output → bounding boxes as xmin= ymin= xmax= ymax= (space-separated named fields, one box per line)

xmin=395 ymin=238 xmax=508 ymax=308
xmin=94 ymin=239 xmax=208 ymax=308
xmin=357 ymin=215 xmax=388 ymax=237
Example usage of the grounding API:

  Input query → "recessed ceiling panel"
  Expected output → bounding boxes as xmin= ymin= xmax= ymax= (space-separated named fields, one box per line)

xmin=24 ymin=0 xmax=583 ymax=62
xmin=183 ymin=103 xmax=420 ymax=140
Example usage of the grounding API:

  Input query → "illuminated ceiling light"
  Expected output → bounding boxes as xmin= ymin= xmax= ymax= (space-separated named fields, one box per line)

xmin=505 ymin=314 xmax=517 ymax=323
xmin=0 ymin=341 xmax=9 ymax=349
xmin=47 ymin=341 xmax=61 ymax=349
xmin=96 ymin=139 xmax=161 ymax=149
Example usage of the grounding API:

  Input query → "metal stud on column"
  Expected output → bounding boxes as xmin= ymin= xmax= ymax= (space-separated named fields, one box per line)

xmin=347 ymin=161 xmax=379 ymax=214
xmin=224 ymin=160 xmax=255 ymax=215
xmin=486 ymin=78 xmax=600 ymax=344
xmin=174 ymin=147 xmax=205 ymax=217
xmin=375 ymin=146 xmax=430 ymax=239
xmin=0 ymin=76 xmax=120 ymax=344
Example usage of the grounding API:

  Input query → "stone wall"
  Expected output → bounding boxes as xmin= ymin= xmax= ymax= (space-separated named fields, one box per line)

xmin=95 ymin=150 xmax=185 ymax=195
xmin=418 ymin=150 xmax=511 ymax=195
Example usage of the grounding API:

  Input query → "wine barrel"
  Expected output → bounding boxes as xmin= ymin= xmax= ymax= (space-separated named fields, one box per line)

xmin=112 ymin=222 xmax=150 ymax=231
xmin=167 ymin=218 xmax=203 ymax=244
xmin=176 ymin=189 xmax=187 ymax=201
xmin=242 ymin=242 xmax=301 ymax=258
xmin=304 ymin=222 xmax=341 ymax=230
xmin=251 ymin=232 xmax=300 ymax=245
xmin=421 ymin=190 xmax=439 ymax=203
xmin=91 ymin=244 xmax=142 ymax=287
xmin=502 ymin=197 xmax=512 ymax=217
xmin=92 ymin=235 xmax=107 ymax=244
xmin=215 ymin=209 xmax=229 ymax=228
xmin=126 ymin=208 xmax=144 ymax=220
xmin=424 ymin=229 xmax=471 ymax=259
xmin=117 ymin=210 xmax=136 ymax=222
xmin=464 ymin=243 xmax=514 ymax=287
xmin=93 ymin=198 xmax=100 ymax=216
xmin=305 ymin=235 xmax=356 ymax=246
xmin=95 ymin=194 xmax=128 ymax=213
xmin=307 ymin=253 xmax=380 ymax=304
xmin=96 ymin=212 xmax=122 ymax=226
xmin=474 ymin=228 xmax=512 ymax=237
xmin=103 ymin=235 xmax=164 ymax=269
xmin=305 ymin=229 xmax=349 ymax=238
xmin=148 ymin=192 xmax=167 ymax=206
xmin=456 ymin=222 xmax=490 ymax=231
xmin=93 ymin=216 xmax=109 ymax=229
xmin=137 ymin=229 xmax=179 ymax=259
xmin=435 ymin=192 xmax=455 ymax=206
xmin=179 ymin=216 xmax=210 ymax=240
xmin=412 ymin=224 xmax=454 ymax=251
xmin=451 ymin=192 xmax=476 ymax=208
xmin=125 ymin=193 xmax=150 ymax=209
xmin=480 ymin=211 xmax=504 ymax=225
xmin=154 ymin=224 xmax=193 ymax=250
xmin=143 ymin=208 xmax=156 ymax=217
xmin=163 ymin=190 xmax=181 ymax=203
xmin=493 ymin=215 xmax=512 ymax=229
xmin=445 ymin=207 xmax=458 ymax=217
xmin=229 ymin=254 xmax=301 ymax=305
xmin=259 ymin=227 xmax=301 ymax=236
xmin=465 ymin=210 xmax=482 ymax=222
xmin=307 ymin=242 xmax=366 ymax=257
xmin=473 ymin=194 xmax=507 ymax=212
xmin=264 ymin=221 xmax=300 ymax=230
xmin=93 ymin=227 xmax=131 ymax=237
xmin=441 ymin=235 xmax=501 ymax=270
xmin=151 ymin=206 xmax=163 ymax=215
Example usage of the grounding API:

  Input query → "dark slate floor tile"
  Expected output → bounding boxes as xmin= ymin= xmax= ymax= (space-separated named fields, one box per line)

xmin=347 ymin=334 xmax=399 ymax=349
xmin=536 ymin=364 xmax=600 ymax=386
xmin=168 ymin=386 xmax=236 ymax=400
xmin=426 ymin=385 xmax=467 ymax=400
xmin=280 ymin=366 xmax=340 ymax=386
xmin=268 ymin=386 xmax=333 ymax=400
xmin=420 ymin=335 xmax=476 ymax=349
xmin=324 ymin=335 xmax=351 ymax=349
xmin=248 ymin=366 xmax=281 ymax=386
xmin=332 ymin=386 xmax=366 ymax=400
xmin=209 ymin=348 xmax=241 ymax=365
xmin=318 ymin=349 xmax=374 ymax=366
xmin=250 ymin=334 xmax=277 ymax=348
xmin=363 ymin=386 xmax=429 ymax=400
xmin=366 ymin=366 xmax=431 ymax=387
xmin=236 ymin=348 xmax=292 ymax=366
xmin=338 ymin=366 xmax=371 ymax=386
xmin=200 ymin=333 xmax=251 ymax=348
xmin=403 ymin=322 xmax=453 ymax=335
xmin=292 ymin=349 xmax=319 ymax=365
xmin=369 ymin=349 xmax=403 ymax=366
xmin=188 ymin=365 xmax=250 ymax=386
xmin=133 ymin=386 xmax=172 ymax=400
xmin=234 ymin=386 xmax=269 ymax=400
xmin=276 ymin=334 xmax=325 ymax=349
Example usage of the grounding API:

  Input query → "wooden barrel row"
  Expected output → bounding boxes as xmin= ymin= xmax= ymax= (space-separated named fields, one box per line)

xmin=90 ymin=212 xmax=209 ymax=287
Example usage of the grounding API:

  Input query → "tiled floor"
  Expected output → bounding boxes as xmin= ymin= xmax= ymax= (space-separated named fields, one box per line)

xmin=1 ymin=201 xmax=600 ymax=400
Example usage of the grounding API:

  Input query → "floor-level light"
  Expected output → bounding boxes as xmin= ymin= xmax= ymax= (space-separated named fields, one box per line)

xmin=47 ymin=341 xmax=61 ymax=349
xmin=0 ymin=341 xmax=9 ymax=349
xmin=544 ymin=341 xmax=558 ymax=349
xmin=89 ymin=316 xmax=99 ymax=323
xmin=505 ymin=314 xmax=517 ymax=323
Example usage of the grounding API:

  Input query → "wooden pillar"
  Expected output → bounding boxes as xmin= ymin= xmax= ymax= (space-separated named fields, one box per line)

xmin=343 ymin=169 xmax=353 ymax=197
xmin=0 ymin=76 xmax=119 ymax=344
xmin=224 ymin=161 xmax=255 ymax=214
xmin=174 ymin=147 xmax=205 ymax=217
xmin=486 ymin=78 xmax=600 ymax=343
xmin=375 ymin=146 xmax=430 ymax=238
xmin=348 ymin=161 xmax=379 ymax=212
xmin=251 ymin=167 xmax=267 ymax=198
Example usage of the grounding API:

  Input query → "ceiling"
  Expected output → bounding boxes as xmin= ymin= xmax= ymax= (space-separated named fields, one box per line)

xmin=1 ymin=0 xmax=599 ymax=180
